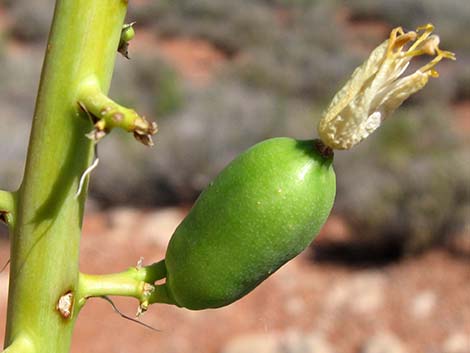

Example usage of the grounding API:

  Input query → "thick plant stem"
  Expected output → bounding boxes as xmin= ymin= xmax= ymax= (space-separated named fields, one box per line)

xmin=4 ymin=1 xmax=128 ymax=352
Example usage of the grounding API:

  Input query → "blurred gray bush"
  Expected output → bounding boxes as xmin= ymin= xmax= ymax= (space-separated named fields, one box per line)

xmin=229 ymin=2 xmax=359 ymax=101
xmin=0 ymin=48 xmax=42 ymax=191
xmin=334 ymin=107 xmax=470 ymax=254
xmin=111 ymin=53 xmax=184 ymax=120
xmin=343 ymin=0 xmax=470 ymax=52
xmin=3 ymin=0 xmax=55 ymax=42
xmin=131 ymin=0 xmax=280 ymax=55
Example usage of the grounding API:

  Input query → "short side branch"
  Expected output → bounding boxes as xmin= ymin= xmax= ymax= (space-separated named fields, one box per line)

xmin=77 ymin=79 xmax=157 ymax=146
xmin=77 ymin=260 xmax=174 ymax=314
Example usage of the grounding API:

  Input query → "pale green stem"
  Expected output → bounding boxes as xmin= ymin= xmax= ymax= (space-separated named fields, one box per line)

xmin=78 ymin=269 xmax=148 ymax=307
xmin=5 ymin=1 xmax=129 ymax=352
xmin=77 ymin=260 xmax=176 ymax=312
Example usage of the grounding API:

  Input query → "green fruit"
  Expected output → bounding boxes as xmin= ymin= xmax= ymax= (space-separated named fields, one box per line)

xmin=162 ymin=137 xmax=336 ymax=310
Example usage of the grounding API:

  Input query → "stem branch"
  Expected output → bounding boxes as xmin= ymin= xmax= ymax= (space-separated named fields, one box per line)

xmin=78 ymin=269 xmax=147 ymax=304
xmin=77 ymin=260 xmax=175 ymax=313
xmin=78 ymin=80 xmax=157 ymax=146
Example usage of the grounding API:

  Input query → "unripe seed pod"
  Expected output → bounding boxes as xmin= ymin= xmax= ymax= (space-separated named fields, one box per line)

xmin=157 ymin=138 xmax=336 ymax=310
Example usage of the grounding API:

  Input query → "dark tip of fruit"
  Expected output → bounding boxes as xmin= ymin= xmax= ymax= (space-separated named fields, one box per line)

xmin=314 ymin=139 xmax=334 ymax=159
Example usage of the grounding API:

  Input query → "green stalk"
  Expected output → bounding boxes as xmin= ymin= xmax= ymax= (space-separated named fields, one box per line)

xmin=77 ymin=260 xmax=174 ymax=313
xmin=4 ymin=1 xmax=128 ymax=352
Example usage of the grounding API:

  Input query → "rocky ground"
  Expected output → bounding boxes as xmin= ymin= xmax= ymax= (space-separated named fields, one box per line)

xmin=0 ymin=207 xmax=468 ymax=353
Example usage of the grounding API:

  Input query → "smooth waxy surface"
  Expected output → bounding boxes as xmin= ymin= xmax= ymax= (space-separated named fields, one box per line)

xmin=164 ymin=137 xmax=336 ymax=310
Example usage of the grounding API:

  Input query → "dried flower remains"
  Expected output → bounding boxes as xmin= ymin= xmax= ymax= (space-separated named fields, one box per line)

xmin=318 ymin=24 xmax=455 ymax=150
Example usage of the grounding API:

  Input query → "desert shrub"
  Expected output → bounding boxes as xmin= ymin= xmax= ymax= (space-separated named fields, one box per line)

xmin=4 ymin=0 xmax=54 ymax=42
xmin=136 ymin=0 xmax=355 ymax=101
xmin=0 ymin=22 xmax=6 ymax=58
xmin=334 ymin=106 xmax=470 ymax=254
xmin=263 ymin=0 xmax=321 ymax=7
xmin=130 ymin=0 xmax=467 ymax=104
xmin=0 ymin=109 xmax=30 ymax=191
xmin=111 ymin=53 xmax=184 ymax=120
xmin=0 ymin=50 xmax=42 ymax=106
xmin=88 ymin=130 xmax=169 ymax=206
xmin=126 ymin=0 xmax=172 ymax=25
xmin=343 ymin=0 xmax=470 ymax=52
xmin=135 ymin=0 xmax=280 ymax=55
xmin=0 ymin=50 xmax=42 ymax=191
xmin=229 ymin=2 xmax=354 ymax=98
xmin=232 ymin=42 xmax=357 ymax=102
xmin=454 ymin=60 xmax=470 ymax=101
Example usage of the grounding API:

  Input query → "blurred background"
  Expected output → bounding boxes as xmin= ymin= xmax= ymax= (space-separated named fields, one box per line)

xmin=0 ymin=0 xmax=469 ymax=352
